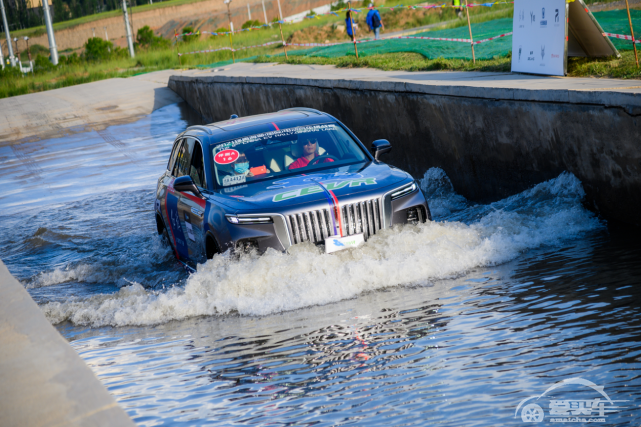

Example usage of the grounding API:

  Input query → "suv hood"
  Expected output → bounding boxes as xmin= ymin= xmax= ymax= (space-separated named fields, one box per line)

xmin=212 ymin=162 xmax=410 ymax=212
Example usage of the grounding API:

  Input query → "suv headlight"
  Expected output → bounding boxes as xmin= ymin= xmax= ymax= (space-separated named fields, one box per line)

xmin=390 ymin=182 xmax=417 ymax=200
xmin=226 ymin=215 xmax=273 ymax=225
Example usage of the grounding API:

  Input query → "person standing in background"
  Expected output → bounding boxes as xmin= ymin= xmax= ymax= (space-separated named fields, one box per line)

xmin=346 ymin=10 xmax=356 ymax=41
xmin=453 ymin=0 xmax=463 ymax=18
xmin=366 ymin=3 xmax=384 ymax=40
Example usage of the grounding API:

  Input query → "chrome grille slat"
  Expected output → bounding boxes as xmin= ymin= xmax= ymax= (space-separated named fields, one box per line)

xmin=357 ymin=202 xmax=367 ymax=239
xmin=297 ymin=213 xmax=307 ymax=241
xmin=291 ymin=215 xmax=301 ymax=244
xmin=347 ymin=205 xmax=354 ymax=236
xmin=366 ymin=200 xmax=374 ymax=236
xmin=304 ymin=212 xmax=314 ymax=243
xmin=319 ymin=209 xmax=329 ymax=240
xmin=312 ymin=211 xmax=322 ymax=242
xmin=373 ymin=199 xmax=380 ymax=232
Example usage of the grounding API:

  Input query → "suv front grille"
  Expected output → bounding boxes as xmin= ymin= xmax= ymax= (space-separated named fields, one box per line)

xmin=341 ymin=199 xmax=383 ymax=239
xmin=286 ymin=198 xmax=383 ymax=245
xmin=287 ymin=209 xmax=333 ymax=245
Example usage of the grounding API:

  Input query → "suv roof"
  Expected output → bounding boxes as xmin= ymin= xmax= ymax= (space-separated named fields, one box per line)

xmin=183 ymin=108 xmax=330 ymax=141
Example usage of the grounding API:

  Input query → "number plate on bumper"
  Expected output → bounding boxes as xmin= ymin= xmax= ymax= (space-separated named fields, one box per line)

xmin=325 ymin=234 xmax=365 ymax=254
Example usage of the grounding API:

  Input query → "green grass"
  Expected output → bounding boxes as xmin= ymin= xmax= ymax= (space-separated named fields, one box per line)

xmin=253 ymin=50 xmax=641 ymax=79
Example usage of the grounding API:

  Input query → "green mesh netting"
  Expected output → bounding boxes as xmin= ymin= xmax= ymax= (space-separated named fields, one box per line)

xmin=282 ymin=9 xmax=641 ymax=60
xmin=592 ymin=9 xmax=641 ymax=51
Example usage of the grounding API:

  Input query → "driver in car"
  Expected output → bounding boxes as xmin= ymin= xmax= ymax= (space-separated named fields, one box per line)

xmin=288 ymin=135 xmax=334 ymax=170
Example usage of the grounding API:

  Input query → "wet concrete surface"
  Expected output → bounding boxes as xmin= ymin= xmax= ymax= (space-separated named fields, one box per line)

xmin=0 ymin=70 xmax=186 ymax=144
xmin=0 ymin=70 xmax=204 ymax=217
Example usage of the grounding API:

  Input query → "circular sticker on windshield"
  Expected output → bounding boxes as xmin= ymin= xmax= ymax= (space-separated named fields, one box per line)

xmin=214 ymin=149 xmax=239 ymax=165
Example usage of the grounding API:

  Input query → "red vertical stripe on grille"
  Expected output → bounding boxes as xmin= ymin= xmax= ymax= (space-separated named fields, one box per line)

xmin=328 ymin=189 xmax=343 ymax=237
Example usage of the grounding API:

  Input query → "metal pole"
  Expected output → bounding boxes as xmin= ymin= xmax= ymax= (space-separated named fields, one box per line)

xmin=348 ymin=2 xmax=358 ymax=59
xmin=104 ymin=26 xmax=108 ymax=40
xmin=13 ymin=37 xmax=19 ymax=67
xmin=229 ymin=32 xmax=235 ymax=63
xmin=0 ymin=0 xmax=16 ymax=66
xmin=226 ymin=1 xmax=234 ymax=32
xmin=276 ymin=0 xmax=282 ymax=23
xmin=464 ymin=0 xmax=475 ymax=64
xmin=262 ymin=0 xmax=267 ymax=24
xmin=24 ymin=37 xmax=31 ymax=62
xmin=278 ymin=16 xmax=287 ymax=59
xmin=247 ymin=2 xmax=251 ymax=21
xmin=122 ymin=0 xmax=135 ymax=57
xmin=41 ymin=0 xmax=58 ymax=65
xmin=175 ymin=32 xmax=181 ymax=66
xmin=624 ymin=0 xmax=639 ymax=68
xmin=225 ymin=0 xmax=235 ymax=62
xmin=92 ymin=27 xmax=95 ymax=37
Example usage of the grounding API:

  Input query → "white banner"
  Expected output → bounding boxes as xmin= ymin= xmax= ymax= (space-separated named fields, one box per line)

xmin=511 ymin=0 xmax=567 ymax=76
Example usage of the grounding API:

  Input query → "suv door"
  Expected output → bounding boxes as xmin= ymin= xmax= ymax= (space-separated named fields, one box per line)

xmin=165 ymin=138 xmax=191 ymax=261
xmin=177 ymin=138 xmax=207 ymax=264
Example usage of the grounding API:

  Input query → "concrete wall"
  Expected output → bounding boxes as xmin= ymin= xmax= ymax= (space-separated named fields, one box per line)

xmin=168 ymin=73 xmax=641 ymax=226
xmin=0 ymin=260 xmax=135 ymax=427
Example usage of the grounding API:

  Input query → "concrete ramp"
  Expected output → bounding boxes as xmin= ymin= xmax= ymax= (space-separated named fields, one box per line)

xmin=0 ymin=260 xmax=134 ymax=427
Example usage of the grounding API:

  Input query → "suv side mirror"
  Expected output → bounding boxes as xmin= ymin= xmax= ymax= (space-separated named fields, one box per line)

xmin=174 ymin=175 xmax=204 ymax=199
xmin=370 ymin=139 xmax=392 ymax=161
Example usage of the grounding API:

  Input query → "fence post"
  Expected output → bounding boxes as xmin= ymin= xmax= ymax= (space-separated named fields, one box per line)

xmin=624 ymin=0 xmax=639 ymax=68
xmin=464 ymin=0 xmax=475 ymax=64
xmin=348 ymin=1 xmax=359 ymax=59
xmin=175 ymin=33 xmax=182 ymax=66
xmin=278 ymin=17 xmax=288 ymax=59
xmin=229 ymin=32 xmax=235 ymax=63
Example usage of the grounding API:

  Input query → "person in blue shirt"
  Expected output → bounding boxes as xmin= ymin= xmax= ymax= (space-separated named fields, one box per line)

xmin=366 ymin=3 xmax=384 ymax=40
xmin=345 ymin=10 xmax=356 ymax=41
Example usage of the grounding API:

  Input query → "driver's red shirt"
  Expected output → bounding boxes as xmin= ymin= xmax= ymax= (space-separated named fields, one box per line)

xmin=288 ymin=155 xmax=334 ymax=170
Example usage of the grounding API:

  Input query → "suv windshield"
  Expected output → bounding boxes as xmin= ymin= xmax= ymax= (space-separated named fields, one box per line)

xmin=211 ymin=123 xmax=368 ymax=188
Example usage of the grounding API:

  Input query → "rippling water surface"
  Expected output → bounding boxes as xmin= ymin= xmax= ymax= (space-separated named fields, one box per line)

xmin=1 ymin=104 xmax=640 ymax=426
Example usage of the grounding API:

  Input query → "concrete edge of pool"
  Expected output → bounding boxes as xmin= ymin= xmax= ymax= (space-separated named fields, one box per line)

xmin=0 ymin=260 xmax=135 ymax=427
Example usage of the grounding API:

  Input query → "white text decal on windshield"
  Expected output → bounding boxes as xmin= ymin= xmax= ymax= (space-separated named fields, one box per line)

xmin=216 ymin=124 xmax=339 ymax=151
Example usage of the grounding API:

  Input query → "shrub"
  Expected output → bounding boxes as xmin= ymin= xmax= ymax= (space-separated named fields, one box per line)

xmin=241 ymin=19 xmax=261 ymax=29
xmin=34 ymin=54 xmax=57 ymax=72
xmin=137 ymin=25 xmax=170 ymax=49
xmin=181 ymin=26 xmax=199 ymax=43
xmin=58 ymin=52 xmax=81 ymax=66
xmin=331 ymin=0 xmax=346 ymax=11
xmin=84 ymin=37 xmax=114 ymax=61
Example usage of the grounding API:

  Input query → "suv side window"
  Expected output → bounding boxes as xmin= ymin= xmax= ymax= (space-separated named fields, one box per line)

xmin=167 ymin=139 xmax=182 ymax=172
xmin=189 ymin=141 xmax=206 ymax=188
xmin=173 ymin=138 xmax=195 ymax=178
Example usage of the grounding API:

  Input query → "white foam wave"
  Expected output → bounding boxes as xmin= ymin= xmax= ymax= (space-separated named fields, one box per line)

xmin=27 ymin=234 xmax=174 ymax=289
xmin=41 ymin=171 xmax=603 ymax=327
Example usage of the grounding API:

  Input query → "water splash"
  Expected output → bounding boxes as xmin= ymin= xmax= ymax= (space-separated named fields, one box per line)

xmin=41 ymin=170 xmax=603 ymax=327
